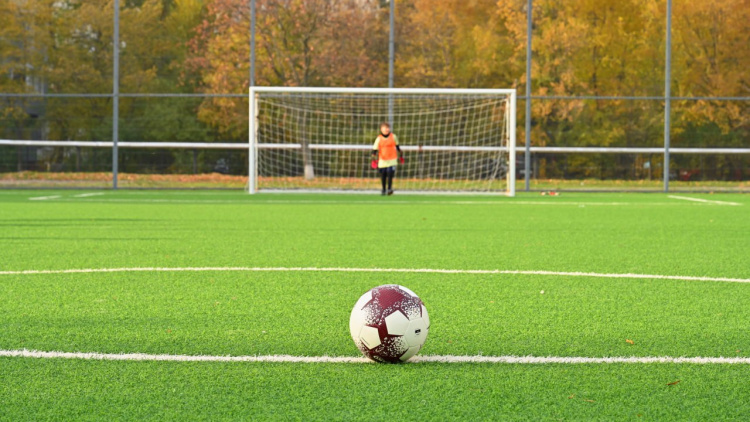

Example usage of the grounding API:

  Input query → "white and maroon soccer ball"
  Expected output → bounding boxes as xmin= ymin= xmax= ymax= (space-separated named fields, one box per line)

xmin=349 ymin=285 xmax=430 ymax=363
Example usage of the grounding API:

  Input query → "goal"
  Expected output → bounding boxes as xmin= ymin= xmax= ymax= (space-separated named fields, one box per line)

xmin=248 ymin=87 xmax=516 ymax=196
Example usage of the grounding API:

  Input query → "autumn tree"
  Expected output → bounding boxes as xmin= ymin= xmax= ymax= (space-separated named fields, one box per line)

xmin=495 ymin=0 xmax=667 ymax=179
xmin=0 ymin=1 xmax=55 ymax=171
xmin=397 ymin=0 xmax=520 ymax=89
xmin=188 ymin=0 xmax=386 ymax=178
xmin=670 ymin=0 xmax=750 ymax=180
xmin=1 ymin=0 xmax=213 ymax=173
xmin=2 ymin=0 xmax=746 ymax=180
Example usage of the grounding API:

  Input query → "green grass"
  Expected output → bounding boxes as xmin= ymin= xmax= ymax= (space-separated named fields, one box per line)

xmin=1 ymin=190 xmax=749 ymax=420
xmin=2 ymin=171 xmax=748 ymax=191
xmin=3 ymin=360 xmax=749 ymax=420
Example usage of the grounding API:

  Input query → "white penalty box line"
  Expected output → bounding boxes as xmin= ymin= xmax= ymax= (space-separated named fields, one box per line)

xmin=668 ymin=195 xmax=741 ymax=206
xmin=0 ymin=266 xmax=748 ymax=284
xmin=1 ymin=350 xmax=749 ymax=364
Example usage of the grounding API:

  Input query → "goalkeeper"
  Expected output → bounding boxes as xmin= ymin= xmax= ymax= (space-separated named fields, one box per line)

xmin=371 ymin=122 xmax=404 ymax=196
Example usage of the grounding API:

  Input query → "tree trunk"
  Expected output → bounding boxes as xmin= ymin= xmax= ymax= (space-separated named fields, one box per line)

xmin=301 ymin=110 xmax=314 ymax=180
xmin=15 ymin=119 xmax=23 ymax=172
xmin=302 ymin=142 xmax=315 ymax=180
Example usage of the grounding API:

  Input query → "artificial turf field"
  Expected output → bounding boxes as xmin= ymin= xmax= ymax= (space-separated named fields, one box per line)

xmin=0 ymin=189 xmax=748 ymax=420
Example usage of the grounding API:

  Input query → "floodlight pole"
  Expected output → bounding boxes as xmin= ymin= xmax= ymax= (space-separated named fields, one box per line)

xmin=250 ymin=0 xmax=256 ymax=87
xmin=663 ymin=0 xmax=672 ymax=192
xmin=112 ymin=0 xmax=120 ymax=189
xmin=524 ymin=0 xmax=532 ymax=191
xmin=388 ymin=0 xmax=395 ymax=124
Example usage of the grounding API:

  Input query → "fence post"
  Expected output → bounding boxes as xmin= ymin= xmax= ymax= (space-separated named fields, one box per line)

xmin=524 ymin=0 xmax=532 ymax=191
xmin=250 ymin=0 xmax=256 ymax=87
xmin=663 ymin=0 xmax=672 ymax=192
xmin=112 ymin=0 xmax=120 ymax=189
xmin=388 ymin=0 xmax=395 ymax=124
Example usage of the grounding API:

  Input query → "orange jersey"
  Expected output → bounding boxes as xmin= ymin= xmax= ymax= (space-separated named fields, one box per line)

xmin=373 ymin=133 xmax=399 ymax=167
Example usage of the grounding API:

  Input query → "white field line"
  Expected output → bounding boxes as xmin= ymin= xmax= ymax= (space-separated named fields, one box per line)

xmin=0 ymin=266 xmax=748 ymax=284
xmin=73 ymin=192 xmax=104 ymax=198
xmin=1 ymin=349 xmax=748 ymax=364
xmin=668 ymin=195 xmax=741 ymax=206
xmin=56 ymin=198 xmax=692 ymax=206
xmin=28 ymin=195 xmax=61 ymax=201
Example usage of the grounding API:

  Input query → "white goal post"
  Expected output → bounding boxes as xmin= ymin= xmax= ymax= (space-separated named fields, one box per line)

xmin=248 ymin=87 xmax=516 ymax=196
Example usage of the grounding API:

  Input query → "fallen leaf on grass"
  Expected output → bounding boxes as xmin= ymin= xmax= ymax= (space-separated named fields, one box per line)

xmin=583 ymin=399 xmax=595 ymax=403
xmin=667 ymin=380 xmax=681 ymax=386
xmin=626 ymin=339 xmax=634 ymax=345
xmin=568 ymin=394 xmax=575 ymax=399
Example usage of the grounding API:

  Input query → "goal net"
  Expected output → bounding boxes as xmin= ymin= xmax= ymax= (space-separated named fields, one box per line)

xmin=249 ymin=88 xmax=516 ymax=195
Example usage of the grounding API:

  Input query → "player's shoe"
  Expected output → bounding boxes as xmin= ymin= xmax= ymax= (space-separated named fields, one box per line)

xmin=381 ymin=190 xmax=386 ymax=196
xmin=387 ymin=190 xmax=394 ymax=196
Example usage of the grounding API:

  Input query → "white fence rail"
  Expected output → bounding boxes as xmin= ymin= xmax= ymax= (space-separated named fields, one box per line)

xmin=2 ymin=139 xmax=749 ymax=155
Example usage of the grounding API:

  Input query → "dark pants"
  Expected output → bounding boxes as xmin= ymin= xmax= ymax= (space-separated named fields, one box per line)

xmin=378 ymin=166 xmax=396 ymax=192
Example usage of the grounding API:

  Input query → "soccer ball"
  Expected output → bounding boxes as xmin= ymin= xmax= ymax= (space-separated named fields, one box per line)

xmin=349 ymin=284 xmax=430 ymax=363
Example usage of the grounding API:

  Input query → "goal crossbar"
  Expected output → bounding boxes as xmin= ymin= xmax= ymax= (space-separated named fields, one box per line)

xmin=250 ymin=87 xmax=516 ymax=95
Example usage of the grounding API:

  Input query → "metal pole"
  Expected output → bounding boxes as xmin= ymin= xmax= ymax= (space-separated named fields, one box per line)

xmin=112 ymin=0 xmax=120 ymax=189
xmin=248 ymin=0 xmax=257 ymax=194
xmin=508 ymin=91 xmax=517 ymax=197
xmin=524 ymin=0 xmax=532 ymax=191
xmin=663 ymin=0 xmax=672 ymax=192
xmin=250 ymin=0 xmax=256 ymax=87
xmin=248 ymin=88 xmax=257 ymax=193
xmin=388 ymin=0 xmax=394 ymax=124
